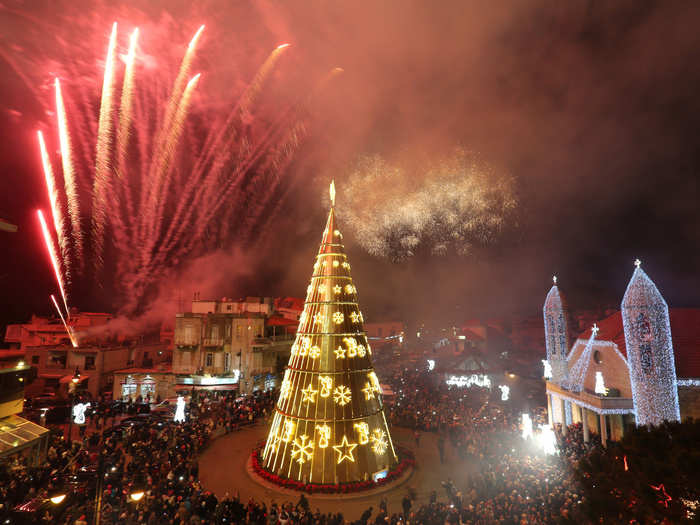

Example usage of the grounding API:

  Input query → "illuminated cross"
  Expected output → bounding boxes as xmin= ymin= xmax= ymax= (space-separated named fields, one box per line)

xmin=634 ymin=258 xmax=641 ymax=268
xmin=552 ymin=275 xmax=557 ymax=285
xmin=591 ymin=323 xmax=599 ymax=337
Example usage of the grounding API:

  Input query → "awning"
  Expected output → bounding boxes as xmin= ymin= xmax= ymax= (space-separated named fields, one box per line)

xmin=0 ymin=415 xmax=49 ymax=456
xmin=39 ymin=373 xmax=64 ymax=379
xmin=175 ymin=384 xmax=238 ymax=391
xmin=59 ymin=374 xmax=89 ymax=384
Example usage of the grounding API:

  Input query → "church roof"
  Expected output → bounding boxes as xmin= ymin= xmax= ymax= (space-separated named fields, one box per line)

xmin=622 ymin=266 xmax=666 ymax=308
xmin=576 ymin=308 xmax=700 ymax=379
xmin=544 ymin=284 xmax=568 ymax=312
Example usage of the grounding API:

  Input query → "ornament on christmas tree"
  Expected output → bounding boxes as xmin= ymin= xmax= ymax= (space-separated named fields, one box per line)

xmin=261 ymin=181 xmax=398 ymax=485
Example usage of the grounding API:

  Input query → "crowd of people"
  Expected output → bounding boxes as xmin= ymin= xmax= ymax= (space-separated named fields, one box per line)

xmin=2 ymin=365 xmax=613 ymax=524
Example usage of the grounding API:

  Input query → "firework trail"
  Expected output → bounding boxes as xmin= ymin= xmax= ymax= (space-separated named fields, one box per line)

xmin=339 ymin=150 xmax=517 ymax=260
xmin=17 ymin=12 xmax=328 ymax=316
xmin=38 ymin=210 xmax=70 ymax=317
xmin=91 ymin=22 xmax=118 ymax=269
xmin=37 ymin=131 xmax=68 ymax=274
xmin=51 ymin=294 xmax=77 ymax=347
xmin=116 ymin=27 xmax=139 ymax=179
xmin=54 ymin=79 xmax=82 ymax=264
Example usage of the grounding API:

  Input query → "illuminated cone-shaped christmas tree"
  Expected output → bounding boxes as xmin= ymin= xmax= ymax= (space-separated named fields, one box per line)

xmin=262 ymin=182 xmax=398 ymax=485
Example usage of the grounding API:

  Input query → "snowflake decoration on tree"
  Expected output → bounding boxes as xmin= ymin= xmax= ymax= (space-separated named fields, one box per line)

xmin=362 ymin=382 xmax=375 ymax=400
xmin=333 ymin=284 xmax=342 ymax=294
xmin=309 ymin=345 xmax=321 ymax=359
xmin=370 ymin=428 xmax=388 ymax=455
xmin=332 ymin=311 xmax=344 ymax=324
xmin=357 ymin=344 xmax=366 ymax=357
xmin=349 ymin=312 xmax=360 ymax=323
xmin=342 ymin=262 xmax=351 ymax=270
xmin=291 ymin=435 xmax=314 ymax=465
xmin=333 ymin=260 xmax=340 ymax=268
xmin=314 ymin=312 xmax=325 ymax=325
xmin=345 ymin=284 xmax=355 ymax=294
xmin=333 ymin=385 xmax=352 ymax=406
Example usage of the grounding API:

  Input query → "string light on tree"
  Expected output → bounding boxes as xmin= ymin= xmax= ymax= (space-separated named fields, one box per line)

xmin=333 ymin=385 xmax=352 ymax=406
xmin=333 ymin=435 xmax=358 ymax=464
xmin=354 ymin=422 xmax=370 ymax=444
xmin=291 ymin=435 xmax=314 ymax=465
xmin=261 ymin=181 xmax=397 ymax=485
xmin=370 ymin=428 xmax=388 ymax=455
xmin=315 ymin=424 xmax=331 ymax=448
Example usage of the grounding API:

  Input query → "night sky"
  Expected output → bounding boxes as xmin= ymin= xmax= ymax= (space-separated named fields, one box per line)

xmin=1 ymin=0 xmax=699 ymax=333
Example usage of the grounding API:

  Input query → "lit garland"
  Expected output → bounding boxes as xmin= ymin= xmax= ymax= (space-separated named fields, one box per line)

xmin=261 ymin=182 xmax=397 ymax=485
xmin=562 ymin=324 xmax=598 ymax=392
xmin=543 ymin=278 xmax=570 ymax=385
xmin=621 ymin=261 xmax=680 ymax=425
xmin=445 ymin=374 xmax=491 ymax=388
xmin=677 ymin=379 xmax=700 ymax=387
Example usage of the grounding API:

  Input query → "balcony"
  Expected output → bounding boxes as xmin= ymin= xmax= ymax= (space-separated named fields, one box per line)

xmin=174 ymin=338 xmax=199 ymax=347
xmin=202 ymin=338 xmax=225 ymax=347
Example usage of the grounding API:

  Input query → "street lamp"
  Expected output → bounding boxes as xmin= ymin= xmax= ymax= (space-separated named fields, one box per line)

xmin=129 ymin=476 xmax=146 ymax=502
xmin=48 ymin=482 xmax=67 ymax=505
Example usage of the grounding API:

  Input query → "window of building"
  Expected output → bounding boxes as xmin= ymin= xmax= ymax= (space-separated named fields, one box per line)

xmin=226 ymin=324 xmax=231 ymax=337
xmin=227 ymin=304 xmax=232 ymax=311
xmin=236 ymin=325 xmax=242 ymax=338
xmin=122 ymin=382 xmax=137 ymax=399
xmin=85 ymin=355 xmax=96 ymax=370
xmin=185 ymin=325 xmax=193 ymax=343
xmin=206 ymin=353 xmax=214 ymax=367
xmin=31 ymin=355 xmax=40 ymax=365
xmin=141 ymin=382 xmax=155 ymax=397
xmin=225 ymin=352 xmax=231 ymax=371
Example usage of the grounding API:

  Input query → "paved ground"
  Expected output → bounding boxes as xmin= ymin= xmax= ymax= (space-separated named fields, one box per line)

xmin=198 ymin=422 xmax=479 ymax=521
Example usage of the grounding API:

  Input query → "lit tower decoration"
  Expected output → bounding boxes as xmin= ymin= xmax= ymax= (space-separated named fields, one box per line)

xmin=621 ymin=259 xmax=680 ymax=425
xmin=543 ymin=275 xmax=570 ymax=384
xmin=262 ymin=181 xmax=398 ymax=485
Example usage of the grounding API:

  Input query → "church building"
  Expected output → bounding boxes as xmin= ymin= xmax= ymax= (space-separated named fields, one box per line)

xmin=543 ymin=261 xmax=700 ymax=446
